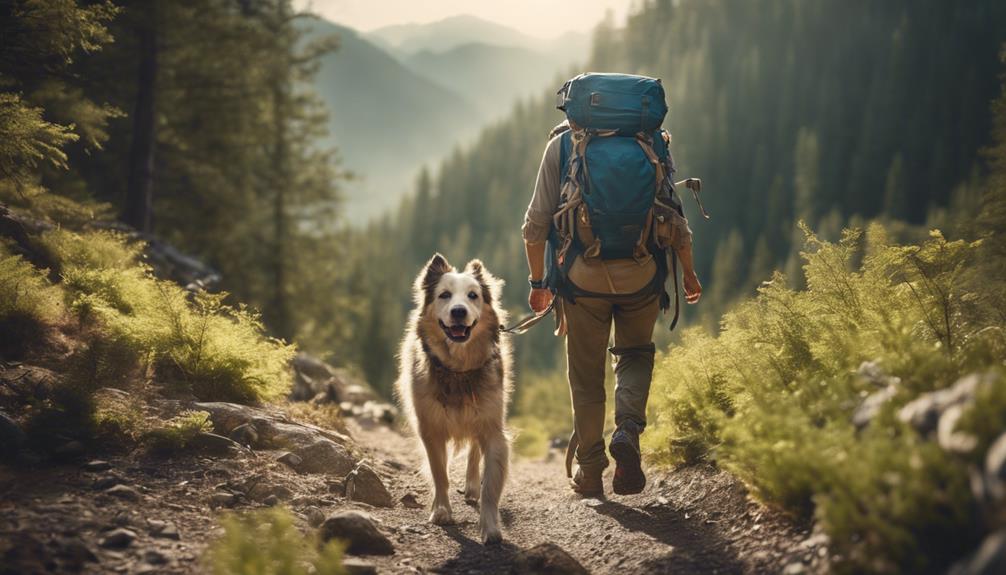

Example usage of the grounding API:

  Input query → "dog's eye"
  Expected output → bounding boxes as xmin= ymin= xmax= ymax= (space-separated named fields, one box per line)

xmin=438 ymin=291 xmax=451 ymax=300
xmin=467 ymin=291 xmax=479 ymax=300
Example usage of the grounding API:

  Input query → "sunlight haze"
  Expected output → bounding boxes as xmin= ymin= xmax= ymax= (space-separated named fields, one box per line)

xmin=293 ymin=0 xmax=630 ymax=37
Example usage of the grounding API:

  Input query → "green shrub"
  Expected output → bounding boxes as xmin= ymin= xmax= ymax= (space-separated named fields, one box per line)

xmin=145 ymin=410 xmax=212 ymax=453
xmin=0 ymin=248 xmax=61 ymax=357
xmin=40 ymin=228 xmax=294 ymax=403
xmin=644 ymin=224 xmax=1001 ymax=572
xmin=206 ymin=508 xmax=345 ymax=575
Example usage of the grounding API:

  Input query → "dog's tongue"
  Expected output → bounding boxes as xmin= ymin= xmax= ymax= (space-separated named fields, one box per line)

xmin=450 ymin=325 xmax=467 ymax=338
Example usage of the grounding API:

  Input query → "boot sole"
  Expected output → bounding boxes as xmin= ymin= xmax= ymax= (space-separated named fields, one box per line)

xmin=610 ymin=441 xmax=645 ymax=495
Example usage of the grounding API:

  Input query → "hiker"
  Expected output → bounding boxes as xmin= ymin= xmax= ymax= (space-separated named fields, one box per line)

xmin=522 ymin=73 xmax=702 ymax=497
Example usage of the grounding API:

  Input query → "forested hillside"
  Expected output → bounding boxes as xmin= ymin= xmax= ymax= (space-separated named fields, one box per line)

xmin=338 ymin=0 xmax=1006 ymax=394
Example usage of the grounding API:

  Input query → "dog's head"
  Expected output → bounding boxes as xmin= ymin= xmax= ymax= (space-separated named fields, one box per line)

xmin=415 ymin=253 xmax=500 ymax=345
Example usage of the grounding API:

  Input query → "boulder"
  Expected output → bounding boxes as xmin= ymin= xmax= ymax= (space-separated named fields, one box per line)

xmin=82 ymin=460 xmax=112 ymax=472
xmin=899 ymin=372 xmax=996 ymax=436
xmin=511 ymin=543 xmax=589 ymax=575
xmin=293 ymin=439 xmax=356 ymax=475
xmin=345 ymin=463 xmax=394 ymax=507
xmin=194 ymin=402 xmax=352 ymax=450
xmin=319 ymin=511 xmax=394 ymax=556
xmin=276 ymin=451 xmax=303 ymax=469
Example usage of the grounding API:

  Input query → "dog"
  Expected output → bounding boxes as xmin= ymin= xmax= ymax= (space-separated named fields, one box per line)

xmin=395 ymin=253 xmax=512 ymax=544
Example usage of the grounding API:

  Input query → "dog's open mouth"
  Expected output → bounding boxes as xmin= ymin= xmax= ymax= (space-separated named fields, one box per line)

xmin=439 ymin=320 xmax=475 ymax=343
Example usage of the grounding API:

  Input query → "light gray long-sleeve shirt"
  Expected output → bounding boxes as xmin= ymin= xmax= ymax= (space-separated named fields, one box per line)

xmin=521 ymin=134 xmax=563 ymax=245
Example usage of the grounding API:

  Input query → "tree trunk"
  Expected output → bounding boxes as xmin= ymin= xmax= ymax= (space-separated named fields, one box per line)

xmin=123 ymin=9 xmax=158 ymax=233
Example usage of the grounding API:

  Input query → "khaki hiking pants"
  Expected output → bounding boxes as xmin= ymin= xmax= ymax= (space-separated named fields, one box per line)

xmin=563 ymin=292 xmax=659 ymax=474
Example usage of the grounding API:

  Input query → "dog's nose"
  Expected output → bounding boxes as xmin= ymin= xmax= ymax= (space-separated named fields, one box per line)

xmin=450 ymin=306 xmax=467 ymax=319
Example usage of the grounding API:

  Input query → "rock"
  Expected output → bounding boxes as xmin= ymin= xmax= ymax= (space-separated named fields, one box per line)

xmin=99 ymin=528 xmax=137 ymax=549
xmin=150 ymin=521 xmax=180 ymax=540
xmin=188 ymin=432 xmax=246 ymax=457
xmin=400 ymin=492 xmax=423 ymax=509
xmin=194 ymin=401 xmax=351 ymax=450
xmin=899 ymin=372 xmax=996 ymax=435
xmin=276 ymin=451 xmax=303 ymax=469
xmin=243 ymin=478 xmax=293 ymax=503
xmin=984 ymin=432 xmax=1006 ymax=501
xmin=229 ymin=423 xmax=259 ymax=448
xmin=948 ymin=529 xmax=1006 ymax=575
xmin=852 ymin=384 xmax=898 ymax=430
xmin=937 ymin=404 xmax=978 ymax=454
xmin=782 ymin=562 xmax=807 ymax=575
xmin=511 ymin=543 xmax=588 ymax=575
xmin=105 ymin=484 xmax=142 ymax=502
xmin=345 ymin=463 xmax=394 ymax=507
xmin=0 ymin=411 xmax=26 ymax=459
xmin=93 ymin=475 xmax=124 ymax=490
xmin=263 ymin=495 xmax=278 ymax=506
xmin=143 ymin=549 xmax=168 ymax=565
xmin=294 ymin=439 xmax=356 ymax=475
xmin=209 ymin=492 xmax=237 ymax=509
xmin=82 ymin=460 xmax=112 ymax=472
xmin=54 ymin=538 xmax=98 ymax=566
xmin=319 ymin=511 xmax=394 ymax=556
xmin=857 ymin=361 xmax=901 ymax=388
xmin=303 ymin=506 xmax=326 ymax=527
xmin=342 ymin=557 xmax=378 ymax=575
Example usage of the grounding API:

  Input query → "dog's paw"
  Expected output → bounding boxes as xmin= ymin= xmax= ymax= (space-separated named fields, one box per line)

xmin=463 ymin=488 xmax=480 ymax=506
xmin=481 ymin=526 xmax=503 ymax=545
xmin=429 ymin=506 xmax=454 ymax=525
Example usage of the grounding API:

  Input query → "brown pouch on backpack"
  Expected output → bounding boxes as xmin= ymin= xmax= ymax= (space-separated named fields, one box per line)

xmin=653 ymin=202 xmax=692 ymax=252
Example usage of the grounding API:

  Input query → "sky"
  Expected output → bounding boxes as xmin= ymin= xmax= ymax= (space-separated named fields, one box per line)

xmin=292 ymin=0 xmax=632 ymax=38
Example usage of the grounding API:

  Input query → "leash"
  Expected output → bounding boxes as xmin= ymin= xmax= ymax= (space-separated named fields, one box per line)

xmin=499 ymin=299 xmax=555 ymax=335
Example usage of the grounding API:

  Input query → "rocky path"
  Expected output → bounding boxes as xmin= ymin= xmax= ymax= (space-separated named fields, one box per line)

xmin=346 ymin=420 xmax=820 ymax=574
xmin=0 ymin=389 xmax=821 ymax=574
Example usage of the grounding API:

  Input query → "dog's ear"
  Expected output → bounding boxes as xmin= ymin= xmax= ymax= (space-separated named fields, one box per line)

xmin=465 ymin=259 xmax=500 ymax=304
xmin=416 ymin=253 xmax=453 ymax=305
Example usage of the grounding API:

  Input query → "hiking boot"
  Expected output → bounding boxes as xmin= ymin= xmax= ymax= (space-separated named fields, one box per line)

xmin=610 ymin=421 xmax=645 ymax=495
xmin=570 ymin=466 xmax=604 ymax=498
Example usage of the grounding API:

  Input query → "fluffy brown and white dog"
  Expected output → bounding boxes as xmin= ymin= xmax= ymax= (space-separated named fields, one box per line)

xmin=395 ymin=254 xmax=512 ymax=544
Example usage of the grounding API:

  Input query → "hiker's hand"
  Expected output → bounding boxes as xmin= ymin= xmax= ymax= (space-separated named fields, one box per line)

xmin=683 ymin=270 xmax=702 ymax=304
xmin=529 ymin=288 xmax=553 ymax=313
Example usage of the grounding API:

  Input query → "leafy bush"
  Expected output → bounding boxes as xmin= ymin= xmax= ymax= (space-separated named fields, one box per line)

xmin=206 ymin=508 xmax=345 ymax=575
xmin=39 ymin=228 xmax=294 ymax=403
xmin=644 ymin=224 xmax=1002 ymax=572
xmin=0 ymin=248 xmax=61 ymax=357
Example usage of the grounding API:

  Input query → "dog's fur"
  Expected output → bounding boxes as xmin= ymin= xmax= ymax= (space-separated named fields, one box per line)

xmin=395 ymin=254 xmax=512 ymax=544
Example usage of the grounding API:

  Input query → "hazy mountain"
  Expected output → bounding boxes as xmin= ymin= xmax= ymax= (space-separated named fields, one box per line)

xmin=405 ymin=43 xmax=566 ymax=120
xmin=301 ymin=18 xmax=480 ymax=220
xmin=370 ymin=14 xmax=590 ymax=69
xmin=369 ymin=14 xmax=536 ymax=56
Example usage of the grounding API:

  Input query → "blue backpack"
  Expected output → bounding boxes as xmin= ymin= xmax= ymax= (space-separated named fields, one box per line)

xmin=545 ymin=73 xmax=682 ymax=319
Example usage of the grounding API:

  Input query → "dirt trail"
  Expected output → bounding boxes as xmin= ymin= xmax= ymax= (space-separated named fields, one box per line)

xmin=0 ymin=405 xmax=821 ymax=575
xmin=347 ymin=420 xmax=818 ymax=574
